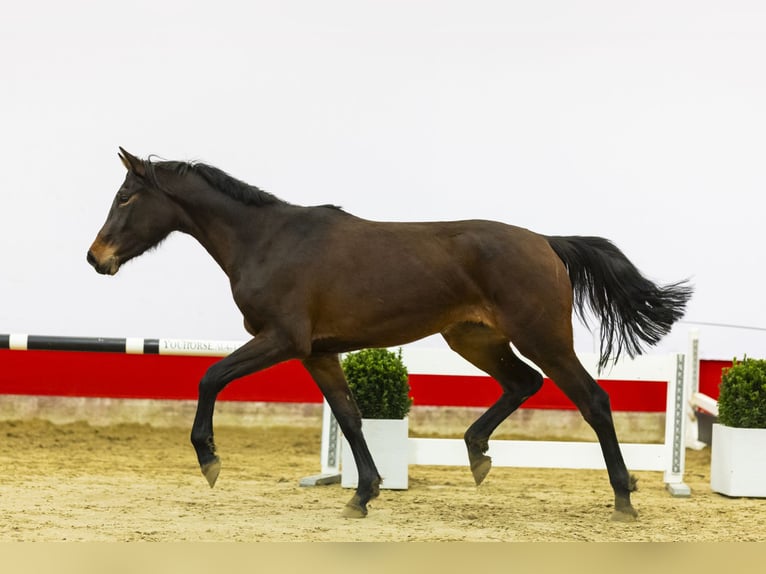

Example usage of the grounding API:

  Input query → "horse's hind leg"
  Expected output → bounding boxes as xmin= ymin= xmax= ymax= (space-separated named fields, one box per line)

xmin=518 ymin=347 xmax=638 ymax=521
xmin=442 ymin=323 xmax=543 ymax=486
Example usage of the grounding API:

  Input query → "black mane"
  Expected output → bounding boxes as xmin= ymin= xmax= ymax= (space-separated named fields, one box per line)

xmin=189 ymin=162 xmax=286 ymax=207
xmin=147 ymin=158 xmax=287 ymax=207
xmin=145 ymin=157 xmax=345 ymax=211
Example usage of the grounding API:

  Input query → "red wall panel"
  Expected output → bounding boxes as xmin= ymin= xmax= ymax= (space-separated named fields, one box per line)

xmin=0 ymin=349 xmax=730 ymax=412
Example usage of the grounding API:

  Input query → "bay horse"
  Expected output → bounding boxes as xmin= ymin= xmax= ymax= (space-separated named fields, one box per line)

xmin=87 ymin=148 xmax=692 ymax=521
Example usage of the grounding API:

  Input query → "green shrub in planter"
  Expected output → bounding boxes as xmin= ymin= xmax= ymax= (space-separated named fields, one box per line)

xmin=718 ymin=357 xmax=766 ymax=429
xmin=341 ymin=348 xmax=412 ymax=419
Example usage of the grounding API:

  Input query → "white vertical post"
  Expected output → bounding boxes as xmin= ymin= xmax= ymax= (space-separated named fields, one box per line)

xmin=319 ymin=399 xmax=341 ymax=475
xmin=664 ymin=353 xmax=691 ymax=496
xmin=299 ymin=400 xmax=342 ymax=486
xmin=685 ymin=330 xmax=706 ymax=449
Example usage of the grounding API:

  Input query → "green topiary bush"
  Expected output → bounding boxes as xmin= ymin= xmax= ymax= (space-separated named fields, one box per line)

xmin=718 ymin=356 xmax=766 ymax=429
xmin=341 ymin=348 xmax=412 ymax=419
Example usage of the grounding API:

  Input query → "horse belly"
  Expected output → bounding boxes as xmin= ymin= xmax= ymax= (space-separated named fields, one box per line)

xmin=310 ymin=282 xmax=490 ymax=353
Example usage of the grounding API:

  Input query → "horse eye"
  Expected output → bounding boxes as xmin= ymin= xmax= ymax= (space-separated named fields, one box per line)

xmin=117 ymin=192 xmax=132 ymax=205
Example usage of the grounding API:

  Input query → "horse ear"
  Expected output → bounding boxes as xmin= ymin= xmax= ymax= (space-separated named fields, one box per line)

xmin=118 ymin=147 xmax=146 ymax=178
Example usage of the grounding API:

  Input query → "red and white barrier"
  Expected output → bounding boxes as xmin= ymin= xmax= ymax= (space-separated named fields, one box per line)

xmin=1 ymin=332 xmax=713 ymax=496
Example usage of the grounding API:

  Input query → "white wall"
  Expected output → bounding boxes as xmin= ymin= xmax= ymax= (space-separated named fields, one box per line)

xmin=2 ymin=1 xmax=765 ymax=359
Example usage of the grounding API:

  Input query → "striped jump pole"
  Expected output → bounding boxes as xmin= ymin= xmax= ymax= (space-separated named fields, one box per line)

xmin=0 ymin=334 xmax=244 ymax=357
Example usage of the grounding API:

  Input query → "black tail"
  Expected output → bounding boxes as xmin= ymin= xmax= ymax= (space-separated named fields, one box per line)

xmin=546 ymin=235 xmax=693 ymax=370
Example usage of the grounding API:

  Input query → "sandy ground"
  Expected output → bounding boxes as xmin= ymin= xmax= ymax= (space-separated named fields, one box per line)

xmin=1 ymin=417 xmax=764 ymax=542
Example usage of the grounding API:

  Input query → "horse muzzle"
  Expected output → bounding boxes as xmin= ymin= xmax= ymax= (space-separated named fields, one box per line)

xmin=87 ymin=240 xmax=121 ymax=275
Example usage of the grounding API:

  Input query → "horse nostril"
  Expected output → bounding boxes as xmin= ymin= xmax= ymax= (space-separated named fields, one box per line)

xmin=86 ymin=250 xmax=97 ymax=267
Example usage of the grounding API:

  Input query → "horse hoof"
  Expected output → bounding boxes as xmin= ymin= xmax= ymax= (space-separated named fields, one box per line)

xmin=610 ymin=508 xmax=638 ymax=523
xmin=342 ymin=503 xmax=368 ymax=519
xmin=470 ymin=455 xmax=492 ymax=486
xmin=342 ymin=493 xmax=369 ymax=518
xmin=201 ymin=458 xmax=221 ymax=488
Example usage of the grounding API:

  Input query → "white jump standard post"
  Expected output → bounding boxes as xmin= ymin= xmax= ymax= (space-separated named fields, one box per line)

xmin=299 ymin=400 xmax=342 ymax=486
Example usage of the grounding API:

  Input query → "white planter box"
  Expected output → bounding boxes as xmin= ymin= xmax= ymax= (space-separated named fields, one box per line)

xmin=341 ymin=417 xmax=409 ymax=490
xmin=711 ymin=423 xmax=766 ymax=497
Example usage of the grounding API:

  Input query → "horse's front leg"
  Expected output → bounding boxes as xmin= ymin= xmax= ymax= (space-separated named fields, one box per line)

xmin=191 ymin=333 xmax=300 ymax=487
xmin=302 ymin=353 xmax=381 ymax=518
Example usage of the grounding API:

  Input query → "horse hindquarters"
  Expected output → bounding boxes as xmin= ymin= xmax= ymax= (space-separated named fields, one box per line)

xmin=505 ymin=235 xmax=691 ymax=520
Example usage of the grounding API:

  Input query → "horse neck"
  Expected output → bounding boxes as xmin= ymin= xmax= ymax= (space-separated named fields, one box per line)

xmin=169 ymin=183 xmax=268 ymax=276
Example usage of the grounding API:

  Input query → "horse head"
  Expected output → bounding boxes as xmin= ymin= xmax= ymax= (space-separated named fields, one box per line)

xmin=87 ymin=148 xmax=180 ymax=275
